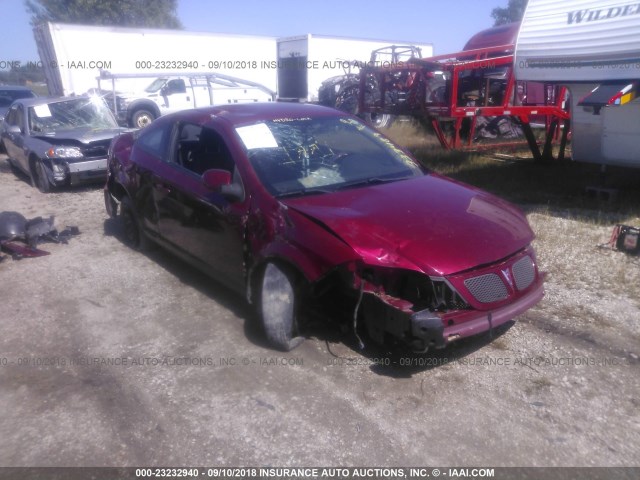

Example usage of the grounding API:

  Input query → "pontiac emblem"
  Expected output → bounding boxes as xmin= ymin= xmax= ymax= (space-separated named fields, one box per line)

xmin=501 ymin=268 xmax=513 ymax=288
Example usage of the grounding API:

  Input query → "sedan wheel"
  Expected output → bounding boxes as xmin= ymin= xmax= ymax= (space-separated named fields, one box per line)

xmin=119 ymin=197 xmax=149 ymax=250
xmin=260 ymin=263 xmax=305 ymax=351
xmin=33 ymin=159 xmax=52 ymax=193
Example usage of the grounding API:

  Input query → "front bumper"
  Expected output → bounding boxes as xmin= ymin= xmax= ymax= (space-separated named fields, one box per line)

xmin=361 ymin=278 xmax=544 ymax=352
xmin=67 ymin=158 xmax=108 ymax=185
xmin=49 ymin=158 xmax=108 ymax=186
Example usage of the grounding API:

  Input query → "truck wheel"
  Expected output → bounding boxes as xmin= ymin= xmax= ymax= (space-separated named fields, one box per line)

xmin=259 ymin=262 xmax=305 ymax=351
xmin=335 ymin=85 xmax=359 ymax=115
xmin=32 ymin=159 xmax=52 ymax=193
xmin=366 ymin=112 xmax=394 ymax=129
xmin=130 ymin=109 xmax=155 ymax=129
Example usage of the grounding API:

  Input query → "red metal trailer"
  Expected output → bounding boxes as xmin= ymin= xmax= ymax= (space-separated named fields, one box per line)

xmin=358 ymin=26 xmax=571 ymax=161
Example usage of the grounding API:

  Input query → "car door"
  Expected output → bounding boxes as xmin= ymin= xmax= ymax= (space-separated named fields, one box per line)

xmin=3 ymin=104 xmax=28 ymax=172
xmin=153 ymin=121 xmax=248 ymax=292
xmin=160 ymin=78 xmax=194 ymax=113
xmin=128 ymin=120 xmax=177 ymax=239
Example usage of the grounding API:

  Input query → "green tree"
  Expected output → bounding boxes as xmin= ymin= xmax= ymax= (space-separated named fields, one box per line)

xmin=26 ymin=0 xmax=182 ymax=28
xmin=491 ymin=0 xmax=528 ymax=25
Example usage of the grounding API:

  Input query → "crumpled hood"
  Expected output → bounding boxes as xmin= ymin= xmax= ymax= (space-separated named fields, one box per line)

xmin=33 ymin=127 xmax=125 ymax=145
xmin=283 ymin=174 xmax=534 ymax=276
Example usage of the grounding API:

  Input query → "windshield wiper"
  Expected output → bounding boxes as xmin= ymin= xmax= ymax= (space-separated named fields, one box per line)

xmin=275 ymin=187 xmax=334 ymax=199
xmin=335 ymin=175 xmax=412 ymax=191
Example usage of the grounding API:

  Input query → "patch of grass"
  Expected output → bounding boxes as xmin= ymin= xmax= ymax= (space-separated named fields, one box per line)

xmin=386 ymin=124 xmax=640 ymax=220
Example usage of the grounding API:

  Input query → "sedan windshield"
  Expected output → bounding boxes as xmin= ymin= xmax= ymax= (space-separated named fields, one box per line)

xmin=145 ymin=78 xmax=167 ymax=93
xmin=237 ymin=116 xmax=424 ymax=197
xmin=28 ymin=97 xmax=118 ymax=133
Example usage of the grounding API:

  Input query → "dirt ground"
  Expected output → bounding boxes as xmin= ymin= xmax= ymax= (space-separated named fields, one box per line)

xmin=0 ymin=152 xmax=638 ymax=468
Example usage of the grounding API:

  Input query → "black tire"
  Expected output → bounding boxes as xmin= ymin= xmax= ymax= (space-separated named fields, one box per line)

xmin=335 ymin=85 xmax=359 ymax=115
xmin=32 ymin=159 xmax=52 ymax=193
xmin=119 ymin=196 xmax=150 ymax=251
xmin=365 ymin=112 xmax=394 ymax=129
xmin=130 ymin=109 xmax=156 ymax=129
xmin=259 ymin=262 xmax=305 ymax=351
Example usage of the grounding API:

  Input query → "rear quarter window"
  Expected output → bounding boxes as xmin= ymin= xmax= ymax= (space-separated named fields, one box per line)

xmin=136 ymin=123 xmax=172 ymax=158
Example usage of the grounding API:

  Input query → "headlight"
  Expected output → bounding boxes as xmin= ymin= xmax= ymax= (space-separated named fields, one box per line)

xmin=46 ymin=146 xmax=83 ymax=159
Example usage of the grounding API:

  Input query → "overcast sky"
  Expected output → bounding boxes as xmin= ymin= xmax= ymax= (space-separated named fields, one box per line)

xmin=2 ymin=0 xmax=502 ymax=62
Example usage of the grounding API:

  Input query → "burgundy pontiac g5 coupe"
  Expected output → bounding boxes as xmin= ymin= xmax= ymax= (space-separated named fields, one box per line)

xmin=104 ymin=103 xmax=544 ymax=351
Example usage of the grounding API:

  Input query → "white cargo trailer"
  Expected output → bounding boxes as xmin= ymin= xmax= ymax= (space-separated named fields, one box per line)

xmin=33 ymin=22 xmax=279 ymax=96
xmin=276 ymin=34 xmax=433 ymax=102
xmin=514 ymin=0 xmax=640 ymax=168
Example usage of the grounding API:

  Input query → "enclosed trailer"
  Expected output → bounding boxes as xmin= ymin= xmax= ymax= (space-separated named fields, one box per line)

xmin=276 ymin=34 xmax=433 ymax=102
xmin=514 ymin=0 xmax=640 ymax=167
xmin=33 ymin=22 xmax=279 ymax=96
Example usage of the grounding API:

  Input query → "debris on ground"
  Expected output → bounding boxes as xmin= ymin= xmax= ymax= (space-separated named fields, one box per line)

xmin=0 ymin=211 xmax=80 ymax=260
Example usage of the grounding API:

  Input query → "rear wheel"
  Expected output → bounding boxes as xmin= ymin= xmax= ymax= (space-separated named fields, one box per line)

xmin=259 ymin=262 xmax=305 ymax=351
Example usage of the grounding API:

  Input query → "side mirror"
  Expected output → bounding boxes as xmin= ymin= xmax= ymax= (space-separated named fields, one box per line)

xmin=7 ymin=125 xmax=21 ymax=134
xmin=203 ymin=169 xmax=244 ymax=202
xmin=203 ymin=169 xmax=231 ymax=189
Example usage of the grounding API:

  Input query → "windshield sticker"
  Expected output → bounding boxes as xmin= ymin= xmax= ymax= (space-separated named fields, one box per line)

xmin=372 ymin=131 xmax=415 ymax=166
xmin=236 ymin=123 xmax=278 ymax=149
xmin=33 ymin=104 xmax=52 ymax=118
xmin=339 ymin=117 xmax=366 ymax=130
xmin=272 ymin=117 xmax=311 ymax=123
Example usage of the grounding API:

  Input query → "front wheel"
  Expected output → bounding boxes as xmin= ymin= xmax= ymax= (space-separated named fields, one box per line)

xmin=259 ymin=263 xmax=305 ymax=351
xmin=32 ymin=159 xmax=52 ymax=193
xmin=119 ymin=196 xmax=150 ymax=251
xmin=130 ymin=109 xmax=156 ymax=129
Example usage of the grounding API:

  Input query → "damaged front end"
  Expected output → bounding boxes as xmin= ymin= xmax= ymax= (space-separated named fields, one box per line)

xmin=327 ymin=246 xmax=544 ymax=353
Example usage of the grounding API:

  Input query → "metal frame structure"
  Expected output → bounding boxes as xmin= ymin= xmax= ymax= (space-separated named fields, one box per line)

xmin=358 ymin=44 xmax=571 ymax=161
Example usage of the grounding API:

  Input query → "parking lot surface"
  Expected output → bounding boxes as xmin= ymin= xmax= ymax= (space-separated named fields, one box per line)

xmin=0 ymin=154 xmax=638 ymax=467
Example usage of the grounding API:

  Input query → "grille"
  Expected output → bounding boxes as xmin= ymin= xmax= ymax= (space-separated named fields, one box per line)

xmin=82 ymin=141 xmax=110 ymax=159
xmin=464 ymin=273 xmax=508 ymax=303
xmin=512 ymin=255 xmax=535 ymax=291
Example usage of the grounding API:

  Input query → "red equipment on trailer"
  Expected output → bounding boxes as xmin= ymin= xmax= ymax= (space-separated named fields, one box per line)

xmin=357 ymin=24 xmax=571 ymax=162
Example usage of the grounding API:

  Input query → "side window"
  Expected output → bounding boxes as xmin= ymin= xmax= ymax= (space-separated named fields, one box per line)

xmin=5 ymin=106 xmax=18 ymax=126
xmin=167 ymin=79 xmax=186 ymax=94
xmin=14 ymin=105 xmax=24 ymax=131
xmin=175 ymin=123 xmax=235 ymax=176
xmin=137 ymin=122 xmax=172 ymax=158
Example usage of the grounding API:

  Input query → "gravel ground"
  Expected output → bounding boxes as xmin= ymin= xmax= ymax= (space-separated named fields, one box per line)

xmin=0 ymin=154 xmax=639 ymax=468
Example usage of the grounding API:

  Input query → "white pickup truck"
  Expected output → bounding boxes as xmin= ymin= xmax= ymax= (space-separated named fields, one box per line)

xmin=98 ymin=72 xmax=275 ymax=128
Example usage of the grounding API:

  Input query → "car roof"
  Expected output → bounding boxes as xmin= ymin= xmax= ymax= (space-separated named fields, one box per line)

xmin=11 ymin=96 xmax=94 ymax=108
xmin=188 ymin=102 xmax=347 ymax=127
xmin=0 ymin=85 xmax=34 ymax=92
